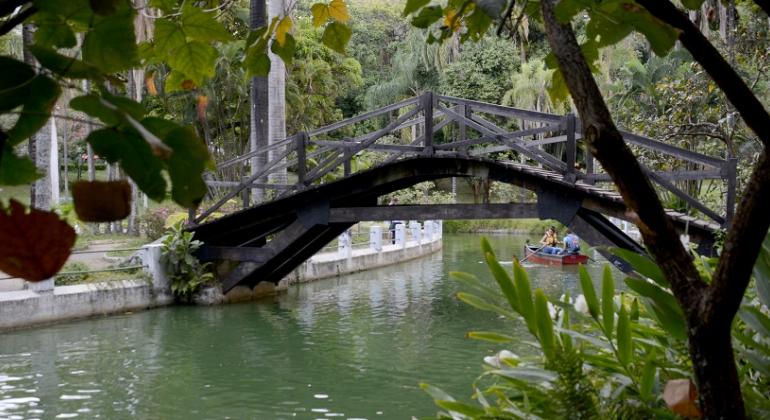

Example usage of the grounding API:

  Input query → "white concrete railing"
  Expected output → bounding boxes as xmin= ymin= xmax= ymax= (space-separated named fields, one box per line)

xmin=335 ymin=221 xmax=443 ymax=257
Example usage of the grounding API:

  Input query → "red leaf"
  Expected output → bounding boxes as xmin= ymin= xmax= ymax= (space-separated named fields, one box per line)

xmin=196 ymin=95 xmax=208 ymax=123
xmin=0 ymin=200 xmax=75 ymax=282
xmin=72 ymin=180 xmax=132 ymax=222
xmin=663 ymin=379 xmax=702 ymax=418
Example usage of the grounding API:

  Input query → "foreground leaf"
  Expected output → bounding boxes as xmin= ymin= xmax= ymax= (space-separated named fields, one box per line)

xmin=72 ymin=180 xmax=132 ymax=222
xmin=0 ymin=200 xmax=75 ymax=281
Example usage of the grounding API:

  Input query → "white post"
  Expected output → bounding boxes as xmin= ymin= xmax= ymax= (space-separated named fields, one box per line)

xmin=338 ymin=230 xmax=352 ymax=258
xmin=49 ymin=118 xmax=60 ymax=205
xmin=438 ymin=220 xmax=443 ymax=238
xmin=409 ymin=221 xmax=421 ymax=244
xmin=370 ymin=225 xmax=382 ymax=251
xmin=424 ymin=221 xmax=434 ymax=242
xmin=395 ymin=224 xmax=406 ymax=249
xmin=26 ymin=278 xmax=54 ymax=293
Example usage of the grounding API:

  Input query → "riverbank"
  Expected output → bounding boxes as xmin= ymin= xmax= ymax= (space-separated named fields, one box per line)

xmin=443 ymin=218 xmax=559 ymax=235
xmin=0 ymin=221 xmax=443 ymax=330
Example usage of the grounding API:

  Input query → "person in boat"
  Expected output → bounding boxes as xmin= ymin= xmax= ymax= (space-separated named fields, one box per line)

xmin=562 ymin=230 xmax=581 ymax=255
xmin=539 ymin=226 xmax=563 ymax=254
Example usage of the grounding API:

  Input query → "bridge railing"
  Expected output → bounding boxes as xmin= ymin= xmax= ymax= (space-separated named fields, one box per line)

xmin=194 ymin=91 xmax=737 ymax=227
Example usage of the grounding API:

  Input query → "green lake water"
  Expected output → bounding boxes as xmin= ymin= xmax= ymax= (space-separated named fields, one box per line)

xmin=0 ymin=233 xmax=614 ymax=419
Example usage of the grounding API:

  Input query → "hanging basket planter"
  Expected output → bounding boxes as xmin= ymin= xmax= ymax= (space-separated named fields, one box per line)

xmin=72 ymin=180 xmax=132 ymax=222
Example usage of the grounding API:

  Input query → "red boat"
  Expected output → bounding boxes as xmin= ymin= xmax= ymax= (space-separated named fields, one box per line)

xmin=523 ymin=244 xmax=589 ymax=266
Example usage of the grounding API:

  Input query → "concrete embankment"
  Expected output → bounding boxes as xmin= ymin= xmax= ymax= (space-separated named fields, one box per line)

xmin=0 ymin=221 xmax=442 ymax=330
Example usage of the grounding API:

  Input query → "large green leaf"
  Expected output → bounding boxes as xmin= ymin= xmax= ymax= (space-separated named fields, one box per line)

xmin=616 ymin=304 xmax=632 ymax=366
xmin=739 ymin=307 xmax=770 ymax=338
xmin=602 ymin=265 xmax=615 ymax=339
xmin=33 ymin=12 xmax=77 ymax=48
xmin=753 ymin=234 xmax=770 ymax=308
xmin=29 ymin=45 xmax=102 ymax=79
xmin=402 ymin=0 xmax=430 ymax=16
xmin=154 ymin=19 xmax=187 ymax=57
xmin=513 ymin=260 xmax=537 ymax=334
xmin=163 ymin=126 xmax=213 ymax=208
xmin=579 ymin=265 xmax=600 ymax=319
xmin=322 ymin=22 xmax=352 ymax=54
xmin=410 ymin=5 xmax=442 ymax=29
xmin=70 ymin=93 xmax=145 ymax=127
xmin=625 ymin=278 xmax=687 ymax=340
xmin=534 ymin=289 xmax=556 ymax=357
xmin=87 ymin=128 xmax=166 ymax=201
xmin=271 ymin=34 xmax=296 ymax=66
xmin=181 ymin=3 xmax=234 ymax=42
xmin=0 ymin=57 xmax=35 ymax=112
xmin=167 ymin=40 xmax=218 ymax=86
xmin=7 ymin=75 xmax=61 ymax=145
xmin=0 ymin=145 xmax=40 ymax=185
xmin=485 ymin=249 xmax=520 ymax=313
xmin=82 ymin=8 xmax=139 ymax=72
xmin=435 ymin=400 xmax=486 ymax=417
xmin=34 ymin=0 xmax=93 ymax=26
xmin=610 ymin=248 xmax=667 ymax=287
xmin=457 ymin=292 xmax=518 ymax=320
xmin=466 ymin=331 xmax=515 ymax=343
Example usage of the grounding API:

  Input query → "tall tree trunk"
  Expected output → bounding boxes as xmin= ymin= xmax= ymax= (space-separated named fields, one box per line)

xmin=250 ymin=0 xmax=269 ymax=203
xmin=49 ymin=117 xmax=60 ymax=206
xmin=540 ymin=0 xmax=770 ymax=417
xmin=22 ymin=24 xmax=37 ymax=208
xmin=268 ymin=0 xmax=288 ymax=186
xmin=126 ymin=69 xmax=141 ymax=236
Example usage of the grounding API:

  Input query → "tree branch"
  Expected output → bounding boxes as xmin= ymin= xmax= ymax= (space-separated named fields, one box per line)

xmin=0 ymin=3 xmax=34 ymax=37
xmin=538 ymin=0 xmax=705 ymax=312
xmin=706 ymin=150 xmax=770 ymax=325
xmin=0 ymin=0 xmax=29 ymax=18
xmin=752 ymin=0 xmax=770 ymax=17
xmin=636 ymin=0 xmax=770 ymax=147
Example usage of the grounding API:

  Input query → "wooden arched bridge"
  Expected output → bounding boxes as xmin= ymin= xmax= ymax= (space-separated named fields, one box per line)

xmin=188 ymin=92 xmax=736 ymax=292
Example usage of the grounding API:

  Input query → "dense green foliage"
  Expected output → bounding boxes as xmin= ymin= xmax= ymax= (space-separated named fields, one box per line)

xmin=421 ymin=236 xmax=770 ymax=418
xmin=160 ymin=222 xmax=214 ymax=299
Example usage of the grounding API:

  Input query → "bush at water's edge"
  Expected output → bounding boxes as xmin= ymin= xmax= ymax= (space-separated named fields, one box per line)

xmin=443 ymin=219 xmax=562 ymax=235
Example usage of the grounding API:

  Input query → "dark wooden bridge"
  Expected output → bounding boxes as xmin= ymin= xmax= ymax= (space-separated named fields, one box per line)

xmin=189 ymin=92 xmax=736 ymax=292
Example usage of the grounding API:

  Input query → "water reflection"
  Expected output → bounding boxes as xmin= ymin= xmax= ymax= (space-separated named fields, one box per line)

xmin=0 ymin=234 xmax=614 ymax=419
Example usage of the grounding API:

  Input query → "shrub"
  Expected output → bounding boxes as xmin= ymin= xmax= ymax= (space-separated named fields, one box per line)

xmin=141 ymin=207 xmax=170 ymax=240
xmin=160 ymin=222 xmax=214 ymax=300
xmin=55 ymin=261 xmax=91 ymax=286
xmin=420 ymin=237 xmax=770 ymax=418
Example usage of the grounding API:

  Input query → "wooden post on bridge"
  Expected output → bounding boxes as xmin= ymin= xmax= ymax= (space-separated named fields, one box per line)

xmin=296 ymin=131 xmax=307 ymax=187
xmin=725 ymin=156 xmax=738 ymax=226
xmin=422 ymin=91 xmax=434 ymax=156
xmin=564 ymin=113 xmax=577 ymax=183
xmin=241 ymin=176 xmax=251 ymax=208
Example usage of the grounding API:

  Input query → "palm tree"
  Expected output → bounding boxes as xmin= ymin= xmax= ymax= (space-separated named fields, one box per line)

xmin=250 ymin=0 xmax=269 ymax=202
xmin=268 ymin=0 xmax=288 ymax=185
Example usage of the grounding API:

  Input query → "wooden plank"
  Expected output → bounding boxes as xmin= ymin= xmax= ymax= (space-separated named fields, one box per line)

xmin=311 ymin=140 xmax=424 ymax=153
xmin=585 ymin=169 xmax=723 ymax=183
xmin=423 ymin=91 xmax=434 ymax=155
xmin=206 ymin=181 xmax=292 ymax=189
xmin=305 ymin=107 xmax=422 ymax=183
xmin=620 ymin=130 xmax=725 ymax=168
xmin=307 ymin=96 xmax=420 ymax=137
xmin=564 ymin=114 xmax=576 ymax=183
xmin=438 ymin=95 xmax=563 ymax=123
xmin=328 ymin=203 xmax=539 ymax=222
xmin=646 ymin=169 xmax=725 ymax=225
xmin=296 ymin=132 xmax=307 ymax=186
xmin=215 ymin=135 xmax=295 ymax=171
xmin=196 ymin=145 xmax=294 ymax=222
xmin=198 ymin=246 xmax=275 ymax=263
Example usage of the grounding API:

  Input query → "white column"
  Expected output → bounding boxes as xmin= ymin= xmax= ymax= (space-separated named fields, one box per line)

xmin=370 ymin=225 xmax=382 ymax=251
xmin=49 ymin=118 xmax=60 ymax=205
xmin=395 ymin=224 xmax=406 ymax=249
xmin=267 ymin=0 xmax=287 ymax=185
xmin=409 ymin=221 xmax=421 ymax=243
xmin=338 ymin=230 xmax=351 ymax=258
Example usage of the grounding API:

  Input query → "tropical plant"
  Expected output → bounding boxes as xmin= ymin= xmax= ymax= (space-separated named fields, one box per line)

xmin=160 ymin=222 xmax=214 ymax=299
xmin=419 ymin=236 xmax=770 ymax=419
